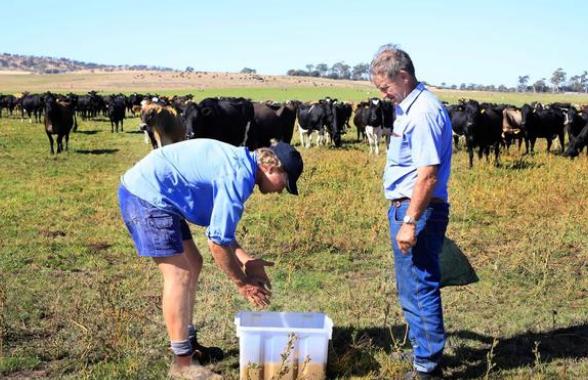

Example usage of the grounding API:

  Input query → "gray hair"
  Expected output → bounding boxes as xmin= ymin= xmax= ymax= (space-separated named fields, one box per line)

xmin=369 ymin=43 xmax=416 ymax=80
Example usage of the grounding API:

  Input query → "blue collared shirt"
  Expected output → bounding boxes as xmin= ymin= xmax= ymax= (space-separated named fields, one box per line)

xmin=383 ymin=83 xmax=452 ymax=201
xmin=121 ymin=139 xmax=257 ymax=246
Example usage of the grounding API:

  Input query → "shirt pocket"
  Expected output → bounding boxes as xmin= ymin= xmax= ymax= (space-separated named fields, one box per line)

xmin=387 ymin=133 xmax=411 ymax=165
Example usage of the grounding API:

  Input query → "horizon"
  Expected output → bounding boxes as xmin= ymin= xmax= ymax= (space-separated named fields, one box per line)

xmin=3 ymin=0 xmax=587 ymax=88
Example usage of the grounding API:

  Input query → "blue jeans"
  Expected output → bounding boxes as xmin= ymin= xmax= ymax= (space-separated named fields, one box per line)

xmin=388 ymin=200 xmax=449 ymax=373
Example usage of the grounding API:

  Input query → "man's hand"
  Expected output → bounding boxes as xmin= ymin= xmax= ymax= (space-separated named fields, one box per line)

xmin=396 ymin=223 xmax=417 ymax=254
xmin=237 ymin=281 xmax=271 ymax=308
xmin=244 ymin=259 xmax=274 ymax=290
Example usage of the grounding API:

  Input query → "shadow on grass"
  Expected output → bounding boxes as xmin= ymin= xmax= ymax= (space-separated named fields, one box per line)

xmin=74 ymin=130 xmax=100 ymax=135
xmin=74 ymin=149 xmax=119 ymax=155
xmin=325 ymin=323 xmax=588 ymax=378
xmin=446 ymin=324 xmax=588 ymax=379
xmin=125 ymin=130 xmax=144 ymax=134
xmin=327 ymin=324 xmax=408 ymax=377
xmin=501 ymin=159 xmax=543 ymax=170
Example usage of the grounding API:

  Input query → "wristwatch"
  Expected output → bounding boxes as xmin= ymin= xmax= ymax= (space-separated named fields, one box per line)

xmin=402 ymin=215 xmax=417 ymax=226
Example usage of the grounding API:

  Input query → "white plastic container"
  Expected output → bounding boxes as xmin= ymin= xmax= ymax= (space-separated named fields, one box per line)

xmin=235 ymin=311 xmax=333 ymax=380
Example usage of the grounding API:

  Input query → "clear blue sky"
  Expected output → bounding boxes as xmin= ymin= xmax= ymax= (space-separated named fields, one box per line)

xmin=4 ymin=0 xmax=587 ymax=87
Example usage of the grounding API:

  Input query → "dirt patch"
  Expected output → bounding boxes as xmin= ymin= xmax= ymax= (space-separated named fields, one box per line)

xmin=87 ymin=241 xmax=112 ymax=252
xmin=0 ymin=70 xmax=374 ymax=93
xmin=39 ymin=230 xmax=66 ymax=238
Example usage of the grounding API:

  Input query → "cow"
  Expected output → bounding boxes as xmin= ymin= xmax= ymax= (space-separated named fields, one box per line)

xmin=380 ymin=99 xmax=395 ymax=147
xmin=330 ymin=100 xmax=351 ymax=147
xmin=296 ymin=101 xmax=332 ymax=148
xmin=363 ymin=98 xmax=384 ymax=155
xmin=43 ymin=92 xmax=76 ymax=154
xmin=353 ymin=101 xmax=369 ymax=142
xmin=462 ymin=100 xmax=502 ymax=168
xmin=501 ymin=106 xmax=526 ymax=152
xmin=520 ymin=103 xmax=566 ymax=154
xmin=447 ymin=103 xmax=467 ymax=150
xmin=183 ymin=97 xmax=255 ymax=148
xmin=564 ymin=107 xmax=588 ymax=157
xmin=251 ymin=100 xmax=299 ymax=148
xmin=107 ymin=95 xmax=126 ymax=132
xmin=21 ymin=93 xmax=44 ymax=123
xmin=127 ymin=93 xmax=145 ymax=116
xmin=139 ymin=102 xmax=186 ymax=149
xmin=0 ymin=95 xmax=18 ymax=117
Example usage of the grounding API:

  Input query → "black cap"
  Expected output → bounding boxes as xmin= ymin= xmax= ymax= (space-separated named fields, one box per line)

xmin=269 ymin=142 xmax=303 ymax=195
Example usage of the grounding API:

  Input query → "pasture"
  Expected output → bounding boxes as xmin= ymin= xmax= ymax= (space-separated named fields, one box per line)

xmin=1 ymin=84 xmax=588 ymax=380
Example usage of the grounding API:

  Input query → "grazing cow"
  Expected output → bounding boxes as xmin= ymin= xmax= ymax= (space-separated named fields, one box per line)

xmin=183 ymin=97 xmax=255 ymax=148
xmin=251 ymin=100 xmax=299 ymax=148
xmin=44 ymin=93 xmax=76 ymax=154
xmin=107 ymin=95 xmax=126 ymax=132
xmin=564 ymin=107 xmax=588 ymax=157
xmin=21 ymin=93 xmax=44 ymax=123
xmin=501 ymin=106 xmax=526 ymax=152
xmin=520 ymin=103 xmax=566 ymax=154
xmin=139 ymin=102 xmax=186 ymax=149
xmin=296 ymin=100 xmax=332 ymax=148
xmin=463 ymin=100 xmax=502 ymax=168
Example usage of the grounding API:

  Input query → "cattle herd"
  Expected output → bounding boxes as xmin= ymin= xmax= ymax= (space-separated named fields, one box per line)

xmin=1 ymin=91 xmax=587 ymax=166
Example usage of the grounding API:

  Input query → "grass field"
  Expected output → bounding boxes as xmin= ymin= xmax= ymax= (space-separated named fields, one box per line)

xmin=1 ymin=87 xmax=588 ymax=380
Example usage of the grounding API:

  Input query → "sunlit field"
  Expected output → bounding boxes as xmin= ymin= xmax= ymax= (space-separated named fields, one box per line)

xmin=1 ymin=87 xmax=588 ymax=379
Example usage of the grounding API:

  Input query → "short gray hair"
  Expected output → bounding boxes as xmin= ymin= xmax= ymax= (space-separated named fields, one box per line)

xmin=370 ymin=44 xmax=416 ymax=80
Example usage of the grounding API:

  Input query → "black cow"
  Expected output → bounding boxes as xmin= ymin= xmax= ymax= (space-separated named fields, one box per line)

xmin=463 ymin=100 xmax=502 ymax=168
xmin=44 ymin=93 xmax=76 ymax=154
xmin=107 ymin=95 xmax=126 ymax=132
xmin=0 ymin=95 xmax=17 ymax=117
xmin=21 ymin=93 xmax=44 ymax=123
xmin=330 ymin=100 xmax=351 ymax=147
xmin=353 ymin=98 xmax=384 ymax=154
xmin=520 ymin=103 xmax=566 ymax=154
xmin=251 ymin=100 xmax=299 ymax=148
xmin=297 ymin=100 xmax=333 ymax=148
xmin=379 ymin=99 xmax=395 ymax=147
xmin=447 ymin=104 xmax=467 ymax=150
xmin=183 ymin=97 xmax=255 ymax=148
xmin=564 ymin=107 xmax=588 ymax=157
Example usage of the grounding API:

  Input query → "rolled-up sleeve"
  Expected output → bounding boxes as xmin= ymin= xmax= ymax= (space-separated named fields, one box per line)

xmin=206 ymin=171 xmax=252 ymax=246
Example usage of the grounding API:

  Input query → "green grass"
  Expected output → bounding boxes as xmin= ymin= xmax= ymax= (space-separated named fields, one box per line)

xmin=1 ymin=90 xmax=588 ymax=379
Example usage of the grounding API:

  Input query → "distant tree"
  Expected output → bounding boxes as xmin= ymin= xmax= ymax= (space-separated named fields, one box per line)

xmin=450 ymin=84 xmax=457 ymax=90
xmin=532 ymin=78 xmax=547 ymax=93
xmin=305 ymin=64 xmax=314 ymax=73
xmin=440 ymin=82 xmax=446 ymax=88
xmin=517 ymin=75 xmax=530 ymax=92
xmin=240 ymin=67 xmax=256 ymax=74
xmin=550 ymin=68 xmax=566 ymax=92
xmin=569 ymin=75 xmax=582 ymax=92
xmin=315 ymin=63 xmax=328 ymax=77
xmin=185 ymin=66 xmax=194 ymax=73
xmin=351 ymin=63 xmax=369 ymax=80
xmin=580 ymin=71 xmax=588 ymax=92
xmin=498 ymin=84 xmax=507 ymax=92
xmin=459 ymin=83 xmax=466 ymax=90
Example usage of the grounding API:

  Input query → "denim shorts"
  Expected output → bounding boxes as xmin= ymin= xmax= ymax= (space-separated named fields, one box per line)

xmin=118 ymin=184 xmax=192 ymax=257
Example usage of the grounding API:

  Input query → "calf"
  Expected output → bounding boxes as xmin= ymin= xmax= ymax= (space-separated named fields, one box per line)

xmin=44 ymin=93 xmax=76 ymax=154
xmin=139 ymin=102 xmax=186 ymax=149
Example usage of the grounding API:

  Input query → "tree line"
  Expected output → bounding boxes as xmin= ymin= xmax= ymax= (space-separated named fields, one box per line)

xmin=285 ymin=62 xmax=370 ymax=81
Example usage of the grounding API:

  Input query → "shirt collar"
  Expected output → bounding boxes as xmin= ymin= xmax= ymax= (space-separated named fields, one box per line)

xmin=397 ymin=82 xmax=425 ymax=114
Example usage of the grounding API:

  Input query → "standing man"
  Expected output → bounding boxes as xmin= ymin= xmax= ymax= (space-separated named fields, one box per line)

xmin=370 ymin=44 xmax=452 ymax=380
xmin=118 ymin=138 xmax=303 ymax=379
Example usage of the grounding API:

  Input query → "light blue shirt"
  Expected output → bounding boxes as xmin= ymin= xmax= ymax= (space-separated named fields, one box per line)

xmin=121 ymin=139 xmax=257 ymax=246
xmin=383 ymin=83 xmax=452 ymax=201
